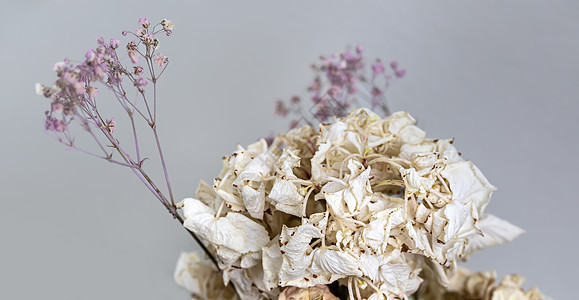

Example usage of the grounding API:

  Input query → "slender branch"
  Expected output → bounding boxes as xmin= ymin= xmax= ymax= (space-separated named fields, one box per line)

xmin=129 ymin=114 xmax=141 ymax=163
xmin=156 ymin=61 xmax=169 ymax=81
xmin=153 ymin=79 xmax=157 ymax=122
xmin=152 ymin=126 xmax=175 ymax=207
xmin=111 ymin=83 xmax=151 ymax=123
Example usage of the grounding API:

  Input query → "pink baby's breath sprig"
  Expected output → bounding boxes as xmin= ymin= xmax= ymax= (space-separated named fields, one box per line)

xmin=36 ymin=18 xmax=240 ymax=298
xmin=37 ymin=17 xmax=175 ymax=211
xmin=275 ymin=45 xmax=405 ymax=129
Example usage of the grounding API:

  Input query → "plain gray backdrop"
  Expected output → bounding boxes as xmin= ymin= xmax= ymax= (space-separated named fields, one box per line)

xmin=1 ymin=1 xmax=577 ymax=299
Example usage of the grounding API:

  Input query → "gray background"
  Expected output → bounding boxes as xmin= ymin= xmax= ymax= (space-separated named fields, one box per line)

xmin=1 ymin=1 xmax=577 ymax=299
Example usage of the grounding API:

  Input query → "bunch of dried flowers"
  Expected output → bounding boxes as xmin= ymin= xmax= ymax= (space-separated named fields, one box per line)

xmin=37 ymin=18 xmax=549 ymax=300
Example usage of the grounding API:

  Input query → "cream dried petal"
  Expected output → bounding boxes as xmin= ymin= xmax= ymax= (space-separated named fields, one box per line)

xmin=246 ymin=138 xmax=268 ymax=153
xmin=235 ymin=151 xmax=276 ymax=183
xmin=322 ymin=181 xmax=348 ymax=217
xmin=435 ymin=201 xmax=470 ymax=242
xmin=376 ymin=259 xmax=423 ymax=298
xmin=441 ymin=161 xmax=496 ymax=212
xmin=279 ymin=253 xmax=315 ymax=287
xmin=362 ymin=217 xmax=388 ymax=251
xmin=320 ymin=121 xmax=347 ymax=144
xmin=225 ymin=213 xmax=270 ymax=253
xmin=182 ymin=198 xmax=218 ymax=242
xmin=216 ymin=246 xmax=242 ymax=267
xmin=278 ymin=285 xmax=339 ymax=300
xmin=279 ymin=213 xmax=329 ymax=287
xmin=436 ymin=139 xmax=463 ymax=163
xmin=398 ymin=125 xmax=426 ymax=145
xmin=280 ymin=212 xmax=328 ymax=264
xmin=174 ymin=252 xmax=236 ymax=300
xmin=399 ymin=143 xmax=437 ymax=161
xmin=240 ymin=251 xmax=262 ymax=269
xmin=277 ymin=148 xmax=301 ymax=178
xmin=491 ymin=274 xmax=552 ymax=300
xmin=269 ymin=178 xmax=305 ymax=217
xmin=415 ymin=203 xmax=431 ymax=224
xmin=195 ymin=180 xmax=218 ymax=208
xmin=405 ymin=222 xmax=431 ymax=253
xmin=400 ymin=167 xmax=435 ymax=198
xmin=214 ymin=178 xmax=245 ymax=212
xmin=321 ymin=161 xmax=372 ymax=217
xmin=362 ymin=208 xmax=404 ymax=252
xmin=311 ymin=142 xmax=332 ymax=183
xmin=462 ymin=214 xmax=524 ymax=259
xmin=346 ymin=160 xmax=372 ymax=212
xmin=262 ymin=237 xmax=283 ymax=291
xmin=359 ymin=252 xmax=380 ymax=281
xmin=321 ymin=118 xmax=364 ymax=154
xmin=182 ymin=198 xmax=269 ymax=257
xmin=310 ymin=248 xmax=362 ymax=277
xmin=226 ymin=268 xmax=261 ymax=299
xmin=386 ymin=111 xmax=416 ymax=135
xmin=174 ymin=252 xmax=207 ymax=295
xmin=410 ymin=152 xmax=438 ymax=170
xmin=239 ymin=183 xmax=265 ymax=219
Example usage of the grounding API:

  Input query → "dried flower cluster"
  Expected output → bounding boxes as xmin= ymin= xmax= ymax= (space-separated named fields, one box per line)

xmin=36 ymin=18 xmax=549 ymax=300
xmin=35 ymin=18 xmax=179 ymax=215
xmin=275 ymin=46 xmax=405 ymax=129
xmin=422 ymin=267 xmax=551 ymax=300
xmin=175 ymin=108 xmax=547 ymax=299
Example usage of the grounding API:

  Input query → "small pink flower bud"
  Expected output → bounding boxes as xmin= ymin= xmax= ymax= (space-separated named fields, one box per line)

xmin=51 ymin=101 xmax=64 ymax=114
xmin=55 ymin=120 xmax=66 ymax=132
xmin=122 ymin=30 xmax=128 ymax=36
xmin=85 ymin=50 xmax=96 ymax=62
xmin=135 ymin=77 xmax=148 ymax=87
xmin=133 ymin=66 xmax=144 ymax=76
xmin=110 ymin=39 xmax=121 ymax=49
xmin=274 ymin=100 xmax=289 ymax=117
xmin=105 ymin=118 xmax=116 ymax=133
xmin=86 ymin=86 xmax=99 ymax=98
xmin=161 ymin=19 xmax=173 ymax=31
xmin=328 ymin=85 xmax=340 ymax=98
xmin=372 ymin=59 xmax=385 ymax=75
xmin=143 ymin=33 xmax=154 ymax=45
xmin=53 ymin=61 xmax=66 ymax=73
xmin=139 ymin=17 xmax=150 ymax=28
xmin=128 ymin=50 xmax=139 ymax=64
xmin=154 ymin=53 xmax=168 ymax=67
xmin=394 ymin=69 xmax=406 ymax=78
xmin=136 ymin=28 xmax=146 ymax=37
xmin=161 ymin=19 xmax=173 ymax=35
xmin=45 ymin=116 xmax=66 ymax=133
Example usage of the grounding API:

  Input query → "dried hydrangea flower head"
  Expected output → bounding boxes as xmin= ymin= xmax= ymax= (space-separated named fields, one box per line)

xmin=178 ymin=108 xmax=531 ymax=299
xmin=419 ymin=267 xmax=551 ymax=300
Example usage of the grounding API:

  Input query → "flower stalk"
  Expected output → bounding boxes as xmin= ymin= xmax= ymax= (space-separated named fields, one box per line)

xmin=37 ymin=18 xmax=240 ymax=298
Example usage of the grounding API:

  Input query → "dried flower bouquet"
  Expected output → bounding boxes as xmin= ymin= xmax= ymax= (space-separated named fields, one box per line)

xmin=37 ymin=18 xmax=549 ymax=300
